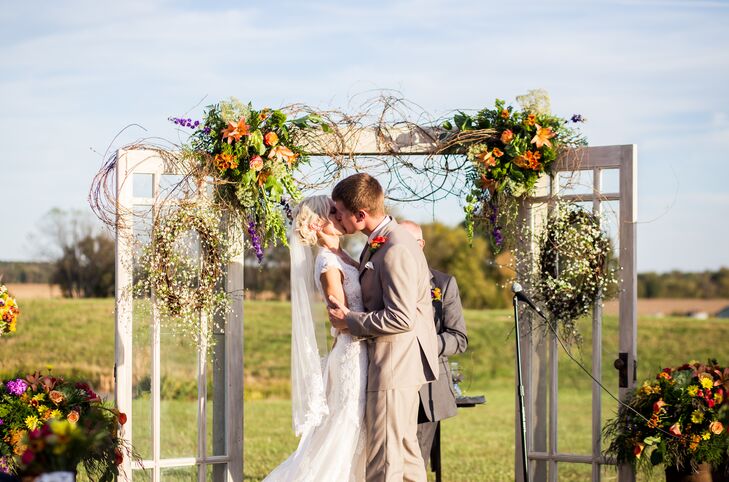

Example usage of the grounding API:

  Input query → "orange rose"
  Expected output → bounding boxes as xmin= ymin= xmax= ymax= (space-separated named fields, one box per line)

xmin=249 ymin=155 xmax=264 ymax=172
xmin=67 ymin=410 xmax=79 ymax=424
xmin=264 ymin=131 xmax=279 ymax=146
xmin=710 ymin=421 xmax=724 ymax=435
xmin=500 ymin=129 xmax=514 ymax=144
xmin=49 ymin=390 xmax=64 ymax=405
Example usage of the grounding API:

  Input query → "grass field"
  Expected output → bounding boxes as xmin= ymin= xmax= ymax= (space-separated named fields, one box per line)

xmin=2 ymin=298 xmax=728 ymax=481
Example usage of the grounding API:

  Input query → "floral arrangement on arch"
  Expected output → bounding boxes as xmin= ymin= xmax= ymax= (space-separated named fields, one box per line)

xmin=442 ymin=89 xmax=586 ymax=249
xmin=172 ymin=98 xmax=327 ymax=260
xmin=603 ymin=360 xmax=729 ymax=476
xmin=0 ymin=371 xmax=128 ymax=481
xmin=0 ymin=284 xmax=20 ymax=336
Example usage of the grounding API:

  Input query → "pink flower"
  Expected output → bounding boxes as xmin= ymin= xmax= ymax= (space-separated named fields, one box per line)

xmin=669 ymin=422 xmax=682 ymax=436
xmin=249 ymin=155 xmax=264 ymax=172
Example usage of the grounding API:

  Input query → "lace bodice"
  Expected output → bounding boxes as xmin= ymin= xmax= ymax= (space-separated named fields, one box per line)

xmin=314 ymin=248 xmax=364 ymax=312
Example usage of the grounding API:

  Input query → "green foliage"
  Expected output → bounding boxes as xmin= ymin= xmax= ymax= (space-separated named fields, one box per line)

xmin=0 ymin=262 xmax=52 ymax=284
xmin=421 ymin=222 xmax=512 ymax=309
xmin=638 ymin=268 xmax=729 ymax=299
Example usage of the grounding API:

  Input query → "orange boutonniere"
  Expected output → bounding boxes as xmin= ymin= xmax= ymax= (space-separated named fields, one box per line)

xmin=369 ymin=236 xmax=388 ymax=253
xmin=431 ymin=287 xmax=442 ymax=302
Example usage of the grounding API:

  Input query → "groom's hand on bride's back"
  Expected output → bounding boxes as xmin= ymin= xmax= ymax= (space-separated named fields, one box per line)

xmin=328 ymin=295 xmax=350 ymax=331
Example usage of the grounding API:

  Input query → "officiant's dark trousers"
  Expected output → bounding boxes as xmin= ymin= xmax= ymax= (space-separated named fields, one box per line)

xmin=366 ymin=386 xmax=426 ymax=482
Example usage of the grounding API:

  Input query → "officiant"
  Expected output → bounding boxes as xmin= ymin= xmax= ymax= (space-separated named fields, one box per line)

xmin=400 ymin=221 xmax=469 ymax=469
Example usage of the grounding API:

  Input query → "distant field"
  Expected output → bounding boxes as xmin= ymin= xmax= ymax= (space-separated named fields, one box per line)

xmin=2 ymin=298 xmax=727 ymax=481
xmin=5 ymin=283 xmax=62 ymax=299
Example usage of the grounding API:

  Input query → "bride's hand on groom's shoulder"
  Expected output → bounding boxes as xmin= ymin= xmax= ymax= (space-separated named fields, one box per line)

xmin=328 ymin=295 xmax=350 ymax=331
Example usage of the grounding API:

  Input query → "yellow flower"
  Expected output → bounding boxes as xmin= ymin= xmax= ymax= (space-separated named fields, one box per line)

xmin=687 ymin=385 xmax=699 ymax=397
xmin=699 ymin=375 xmax=713 ymax=390
xmin=50 ymin=409 xmax=63 ymax=419
xmin=37 ymin=405 xmax=49 ymax=414
xmin=701 ymin=431 xmax=711 ymax=440
xmin=25 ymin=415 xmax=40 ymax=430
xmin=691 ymin=410 xmax=704 ymax=424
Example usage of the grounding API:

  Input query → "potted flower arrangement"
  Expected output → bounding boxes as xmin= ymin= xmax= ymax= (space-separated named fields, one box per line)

xmin=603 ymin=360 xmax=729 ymax=481
xmin=0 ymin=371 xmax=127 ymax=481
xmin=0 ymin=284 xmax=20 ymax=336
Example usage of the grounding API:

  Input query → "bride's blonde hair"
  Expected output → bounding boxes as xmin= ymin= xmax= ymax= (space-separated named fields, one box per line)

xmin=292 ymin=195 xmax=332 ymax=246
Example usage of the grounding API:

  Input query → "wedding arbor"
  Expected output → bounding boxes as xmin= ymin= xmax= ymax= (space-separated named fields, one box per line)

xmin=111 ymin=102 xmax=637 ymax=481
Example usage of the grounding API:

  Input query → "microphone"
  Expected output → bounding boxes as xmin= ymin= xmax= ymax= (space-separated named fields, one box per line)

xmin=511 ymin=282 xmax=548 ymax=321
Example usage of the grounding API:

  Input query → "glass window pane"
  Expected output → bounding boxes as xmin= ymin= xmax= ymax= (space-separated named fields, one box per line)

xmin=133 ymin=173 xmax=154 ymax=198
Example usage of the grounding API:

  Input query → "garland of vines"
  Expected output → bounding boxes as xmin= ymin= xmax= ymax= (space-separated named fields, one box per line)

xmin=136 ymin=201 xmax=231 ymax=346
xmin=533 ymin=201 xmax=617 ymax=345
xmin=90 ymin=91 xmax=619 ymax=349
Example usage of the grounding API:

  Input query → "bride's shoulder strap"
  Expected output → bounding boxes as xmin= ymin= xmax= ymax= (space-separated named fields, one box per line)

xmin=316 ymin=249 xmax=344 ymax=275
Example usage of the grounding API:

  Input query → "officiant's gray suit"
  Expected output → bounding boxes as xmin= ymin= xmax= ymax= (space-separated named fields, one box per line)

xmin=344 ymin=219 xmax=439 ymax=482
xmin=417 ymin=268 xmax=468 ymax=467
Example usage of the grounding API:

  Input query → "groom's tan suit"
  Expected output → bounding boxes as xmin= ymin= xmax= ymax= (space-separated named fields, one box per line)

xmin=345 ymin=218 xmax=439 ymax=482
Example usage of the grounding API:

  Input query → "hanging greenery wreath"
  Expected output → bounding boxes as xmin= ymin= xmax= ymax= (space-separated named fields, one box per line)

xmin=136 ymin=201 xmax=233 ymax=346
xmin=533 ymin=202 xmax=617 ymax=345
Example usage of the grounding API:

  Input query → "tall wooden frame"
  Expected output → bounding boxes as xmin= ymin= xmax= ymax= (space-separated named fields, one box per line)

xmin=115 ymin=149 xmax=244 ymax=482
xmin=515 ymin=145 xmax=638 ymax=482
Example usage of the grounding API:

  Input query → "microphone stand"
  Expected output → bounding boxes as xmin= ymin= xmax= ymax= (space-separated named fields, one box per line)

xmin=513 ymin=289 xmax=550 ymax=482
xmin=512 ymin=293 xmax=531 ymax=482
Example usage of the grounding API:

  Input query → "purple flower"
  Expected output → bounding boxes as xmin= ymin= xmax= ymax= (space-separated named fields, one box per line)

xmin=247 ymin=220 xmax=264 ymax=263
xmin=6 ymin=378 xmax=28 ymax=396
xmin=492 ymin=227 xmax=503 ymax=247
xmin=570 ymin=114 xmax=586 ymax=123
xmin=0 ymin=418 xmax=4 ymax=425
xmin=168 ymin=116 xmax=202 ymax=129
xmin=0 ymin=455 xmax=11 ymax=474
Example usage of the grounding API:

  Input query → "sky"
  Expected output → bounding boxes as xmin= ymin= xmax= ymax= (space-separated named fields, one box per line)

xmin=1 ymin=0 xmax=728 ymax=272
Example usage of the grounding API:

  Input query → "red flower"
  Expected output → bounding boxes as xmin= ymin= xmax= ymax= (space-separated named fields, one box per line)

xmin=369 ymin=236 xmax=388 ymax=253
xmin=114 ymin=447 xmax=124 ymax=465
xmin=21 ymin=450 xmax=35 ymax=465
xmin=118 ymin=412 xmax=128 ymax=425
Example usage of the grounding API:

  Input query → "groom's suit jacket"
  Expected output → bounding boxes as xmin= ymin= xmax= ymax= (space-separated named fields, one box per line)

xmin=344 ymin=219 xmax=440 ymax=391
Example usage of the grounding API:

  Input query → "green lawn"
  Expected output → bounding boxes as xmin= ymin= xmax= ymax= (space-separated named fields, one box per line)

xmin=2 ymin=298 xmax=727 ymax=481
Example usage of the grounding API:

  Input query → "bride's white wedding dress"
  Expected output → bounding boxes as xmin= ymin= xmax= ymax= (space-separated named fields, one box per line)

xmin=264 ymin=247 xmax=368 ymax=482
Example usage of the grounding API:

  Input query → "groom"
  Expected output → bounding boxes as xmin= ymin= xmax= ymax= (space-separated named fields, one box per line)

xmin=328 ymin=173 xmax=439 ymax=482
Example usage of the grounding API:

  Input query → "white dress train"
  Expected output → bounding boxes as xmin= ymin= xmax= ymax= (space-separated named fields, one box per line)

xmin=263 ymin=248 xmax=368 ymax=482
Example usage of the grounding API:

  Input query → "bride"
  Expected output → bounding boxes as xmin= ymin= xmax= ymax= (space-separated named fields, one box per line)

xmin=263 ymin=195 xmax=368 ymax=482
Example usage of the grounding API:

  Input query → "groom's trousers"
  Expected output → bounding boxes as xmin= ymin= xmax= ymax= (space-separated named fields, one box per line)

xmin=365 ymin=386 xmax=427 ymax=482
